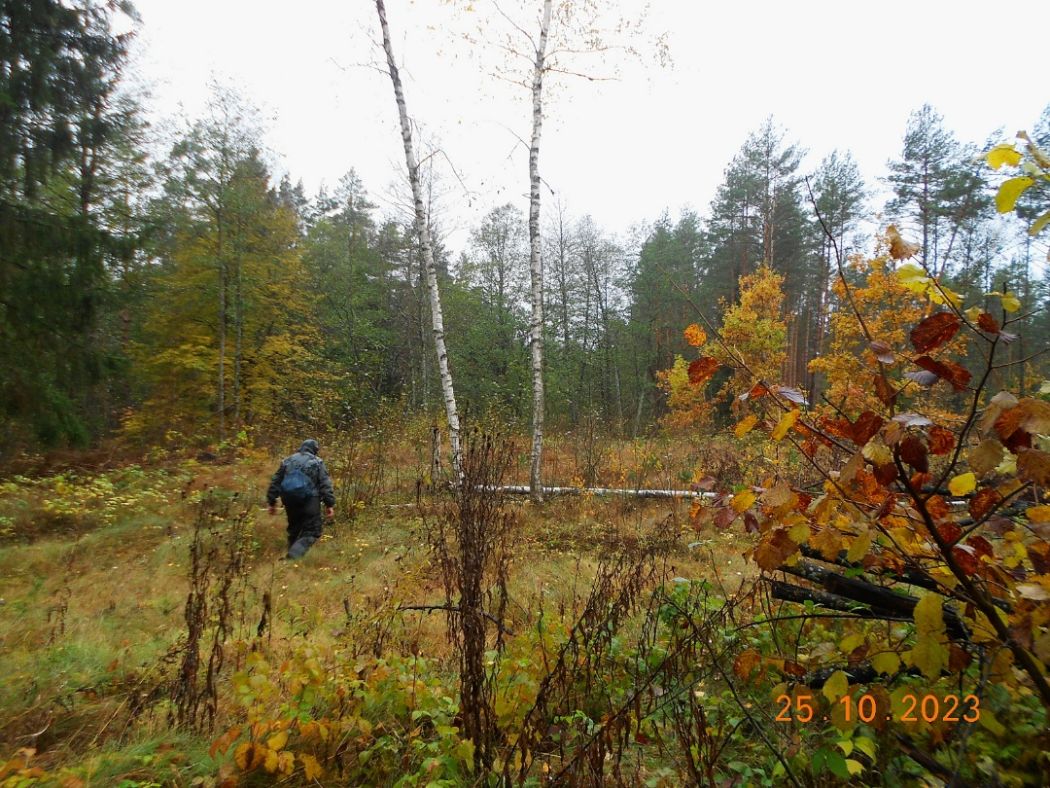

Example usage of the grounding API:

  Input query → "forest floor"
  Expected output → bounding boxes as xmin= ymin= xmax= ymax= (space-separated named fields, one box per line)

xmin=0 ymin=435 xmax=756 ymax=786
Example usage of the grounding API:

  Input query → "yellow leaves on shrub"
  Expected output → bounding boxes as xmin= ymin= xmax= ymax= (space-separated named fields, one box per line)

xmin=861 ymin=437 xmax=893 ymax=466
xmin=948 ymin=472 xmax=976 ymax=497
xmin=969 ymin=439 xmax=1005 ymax=477
xmin=985 ymin=143 xmax=1023 ymax=170
xmin=911 ymin=593 xmax=948 ymax=680
xmin=872 ymin=651 xmax=901 ymax=676
xmin=264 ymin=749 xmax=280 ymax=774
xmin=995 ymin=176 xmax=1035 ymax=213
xmin=811 ymin=525 xmax=846 ymax=561
xmin=300 ymin=753 xmax=324 ymax=780
xmin=896 ymin=261 xmax=926 ymax=287
xmin=978 ymin=708 xmax=1007 ymax=737
xmin=734 ymin=414 xmax=758 ymax=439
xmin=985 ymin=290 xmax=1022 ymax=313
xmin=273 ymin=751 xmax=295 ymax=776
xmin=234 ymin=742 xmax=267 ymax=772
xmin=656 ymin=355 xmax=714 ymax=430
xmin=731 ymin=490 xmax=756 ymax=513
xmin=1026 ymin=505 xmax=1050 ymax=523
xmin=712 ymin=265 xmax=787 ymax=396
xmin=456 ymin=739 xmax=477 ymax=772
xmin=846 ymin=529 xmax=873 ymax=563
xmin=1029 ymin=210 xmax=1050 ymax=237
xmin=822 ymin=670 xmax=849 ymax=703
xmin=771 ymin=409 xmax=799 ymax=442
xmin=895 ymin=262 xmax=963 ymax=308
xmin=683 ymin=323 xmax=707 ymax=347
xmin=761 ymin=481 xmax=798 ymax=514
xmin=854 ymin=737 xmax=877 ymax=761
xmin=788 ymin=521 xmax=811 ymax=544
xmin=299 ymin=720 xmax=330 ymax=742
xmin=266 ymin=731 xmax=288 ymax=752
xmin=210 ymin=726 xmax=242 ymax=759
xmin=839 ymin=632 xmax=865 ymax=655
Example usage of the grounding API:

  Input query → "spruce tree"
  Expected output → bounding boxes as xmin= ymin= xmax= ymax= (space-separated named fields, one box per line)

xmin=0 ymin=0 xmax=140 ymax=448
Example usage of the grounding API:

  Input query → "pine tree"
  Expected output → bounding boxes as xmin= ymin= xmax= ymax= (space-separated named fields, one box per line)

xmin=631 ymin=213 xmax=705 ymax=420
xmin=702 ymin=119 xmax=819 ymax=389
xmin=808 ymin=150 xmax=865 ymax=398
xmin=886 ymin=104 xmax=989 ymax=276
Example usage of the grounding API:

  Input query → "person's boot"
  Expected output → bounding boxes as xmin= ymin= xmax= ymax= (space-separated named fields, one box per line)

xmin=287 ymin=535 xmax=318 ymax=560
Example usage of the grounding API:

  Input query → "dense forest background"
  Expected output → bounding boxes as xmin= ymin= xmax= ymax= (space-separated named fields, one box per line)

xmin=2 ymin=0 xmax=1048 ymax=458
xmin=6 ymin=4 xmax=1050 ymax=785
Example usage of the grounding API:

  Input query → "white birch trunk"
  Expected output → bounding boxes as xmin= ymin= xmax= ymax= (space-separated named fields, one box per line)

xmin=493 ymin=485 xmax=719 ymax=500
xmin=528 ymin=0 xmax=553 ymax=502
xmin=375 ymin=0 xmax=461 ymax=476
xmin=217 ymin=213 xmax=226 ymax=442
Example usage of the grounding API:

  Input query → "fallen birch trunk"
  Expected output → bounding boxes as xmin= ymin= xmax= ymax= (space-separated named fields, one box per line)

xmin=490 ymin=485 xmax=719 ymax=499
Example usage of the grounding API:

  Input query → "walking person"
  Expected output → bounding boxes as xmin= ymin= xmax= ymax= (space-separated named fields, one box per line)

xmin=267 ymin=439 xmax=336 ymax=559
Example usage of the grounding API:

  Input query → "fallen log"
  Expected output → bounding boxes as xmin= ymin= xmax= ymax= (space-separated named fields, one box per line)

xmin=768 ymin=579 xmax=910 ymax=624
xmin=798 ymin=544 xmax=940 ymax=592
xmin=798 ymin=544 xmax=1012 ymax=613
xmin=800 ymin=662 xmax=913 ymax=689
xmin=781 ymin=559 xmax=969 ymax=640
xmin=491 ymin=485 xmax=719 ymax=499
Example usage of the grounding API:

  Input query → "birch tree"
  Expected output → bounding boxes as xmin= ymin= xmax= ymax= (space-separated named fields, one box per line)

xmin=527 ymin=0 xmax=552 ymax=501
xmin=374 ymin=0 xmax=462 ymax=476
xmin=475 ymin=0 xmax=667 ymax=500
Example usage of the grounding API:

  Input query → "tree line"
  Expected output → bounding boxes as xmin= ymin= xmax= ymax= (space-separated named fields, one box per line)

xmin=1 ymin=0 xmax=1047 ymax=457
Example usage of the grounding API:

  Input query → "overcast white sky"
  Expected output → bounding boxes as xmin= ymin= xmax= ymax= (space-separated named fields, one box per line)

xmin=130 ymin=0 xmax=1049 ymax=255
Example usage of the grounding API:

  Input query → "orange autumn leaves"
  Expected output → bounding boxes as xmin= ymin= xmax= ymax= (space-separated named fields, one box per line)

xmin=683 ymin=323 xmax=706 ymax=347
xmin=692 ymin=266 xmax=1050 ymax=708
xmin=683 ymin=322 xmax=719 ymax=387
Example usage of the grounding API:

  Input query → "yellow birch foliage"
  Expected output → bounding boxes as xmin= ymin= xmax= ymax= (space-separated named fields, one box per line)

xmin=656 ymin=355 xmax=714 ymax=430
xmin=128 ymin=192 xmax=335 ymax=441
xmin=657 ymin=266 xmax=787 ymax=428
xmin=712 ymin=265 xmax=788 ymax=399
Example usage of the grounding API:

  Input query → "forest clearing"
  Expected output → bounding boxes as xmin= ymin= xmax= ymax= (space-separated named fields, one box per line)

xmin=2 ymin=0 xmax=1050 ymax=785
xmin=0 ymin=432 xmax=762 ymax=786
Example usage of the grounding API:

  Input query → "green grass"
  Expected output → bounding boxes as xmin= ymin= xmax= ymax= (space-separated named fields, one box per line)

xmin=56 ymin=731 xmax=216 ymax=786
xmin=0 ymin=449 xmax=753 ymax=784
